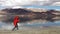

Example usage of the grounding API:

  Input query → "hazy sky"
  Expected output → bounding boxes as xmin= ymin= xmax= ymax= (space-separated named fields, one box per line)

xmin=0 ymin=0 xmax=60 ymax=9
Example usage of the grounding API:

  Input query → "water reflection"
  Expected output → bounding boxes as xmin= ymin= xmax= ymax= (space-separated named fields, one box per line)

xmin=0 ymin=16 xmax=60 ymax=30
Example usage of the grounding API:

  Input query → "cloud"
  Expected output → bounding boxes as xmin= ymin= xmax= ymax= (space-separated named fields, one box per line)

xmin=0 ymin=0 xmax=33 ymax=9
xmin=51 ymin=2 xmax=60 ymax=6
xmin=0 ymin=0 xmax=33 ymax=6
xmin=0 ymin=0 xmax=50 ymax=7
xmin=0 ymin=0 xmax=60 ymax=9
xmin=11 ymin=6 xmax=24 ymax=9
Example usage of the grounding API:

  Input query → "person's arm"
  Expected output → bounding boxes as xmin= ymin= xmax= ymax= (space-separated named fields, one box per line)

xmin=17 ymin=19 xmax=20 ymax=23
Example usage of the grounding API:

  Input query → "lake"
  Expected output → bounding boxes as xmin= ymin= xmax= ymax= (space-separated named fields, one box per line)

xmin=0 ymin=18 xmax=60 ymax=30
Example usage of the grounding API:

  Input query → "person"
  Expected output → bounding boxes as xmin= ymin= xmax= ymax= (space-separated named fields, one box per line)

xmin=12 ymin=16 xmax=20 ymax=31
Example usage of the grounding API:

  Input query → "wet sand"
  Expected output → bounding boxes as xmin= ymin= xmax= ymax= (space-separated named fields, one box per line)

xmin=0 ymin=26 xmax=60 ymax=34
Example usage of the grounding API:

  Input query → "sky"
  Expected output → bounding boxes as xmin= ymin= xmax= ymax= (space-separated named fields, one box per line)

xmin=0 ymin=0 xmax=60 ymax=10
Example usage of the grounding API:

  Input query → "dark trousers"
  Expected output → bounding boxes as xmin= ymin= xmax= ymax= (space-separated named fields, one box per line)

xmin=12 ymin=24 xmax=19 ymax=31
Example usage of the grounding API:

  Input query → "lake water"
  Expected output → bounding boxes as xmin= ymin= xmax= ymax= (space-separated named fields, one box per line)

xmin=0 ymin=19 xmax=60 ymax=30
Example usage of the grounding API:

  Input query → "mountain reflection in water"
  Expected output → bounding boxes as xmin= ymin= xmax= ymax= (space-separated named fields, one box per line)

xmin=0 ymin=16 xmax=59 ymax=30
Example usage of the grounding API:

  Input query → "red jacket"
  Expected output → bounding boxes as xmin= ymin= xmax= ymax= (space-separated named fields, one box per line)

xmin=13 ymin=16 xmax=19 ymax=26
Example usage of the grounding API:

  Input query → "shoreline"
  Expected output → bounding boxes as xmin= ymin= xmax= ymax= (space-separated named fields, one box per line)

xmin=0 ymin=26 xmax=60 ymax=34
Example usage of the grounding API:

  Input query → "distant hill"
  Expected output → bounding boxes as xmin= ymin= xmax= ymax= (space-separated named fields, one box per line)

xmin=2 ymin=8 xmax=33 ymax=15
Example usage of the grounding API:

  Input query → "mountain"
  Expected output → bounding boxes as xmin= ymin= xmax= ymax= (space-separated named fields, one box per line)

xmin=2 ymin=8 xmax=33 ymax=15
xmin=1 ymin=8 xmax=60 ymax=22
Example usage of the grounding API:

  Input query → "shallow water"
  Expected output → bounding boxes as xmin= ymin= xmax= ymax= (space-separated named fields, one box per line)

xmin=0 ymin=19 xmax=60 ymax=30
